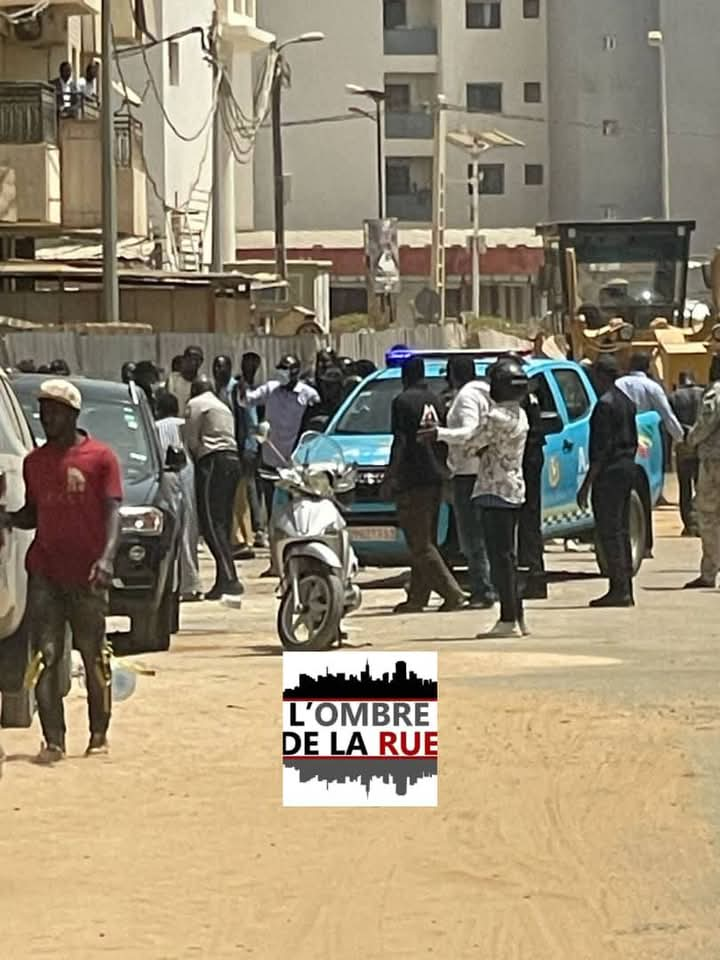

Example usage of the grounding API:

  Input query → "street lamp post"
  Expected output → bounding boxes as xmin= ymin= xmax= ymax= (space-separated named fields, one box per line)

xmin=447 ymin=129 xmax=524 ymax=319
xmin=346 ymin=84 xmax=386 ymax=219
xmin=272 ymin=31 xmax=325 ymax=281
xmin=648 ymin=29 xmax=670 ymax=219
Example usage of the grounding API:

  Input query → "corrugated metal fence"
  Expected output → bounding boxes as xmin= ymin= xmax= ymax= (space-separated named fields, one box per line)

xmin=0 ymin=323 xmax=528 ymax=380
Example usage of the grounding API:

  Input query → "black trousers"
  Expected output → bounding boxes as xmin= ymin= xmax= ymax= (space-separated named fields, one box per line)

xmin=196 ymin=451 xmax=242 ymax=591
xmin=677 ymin=455 xmax=699 ymax=533
xmin=396 ymin=485 xmax=464 ymax=605
xmin=518 ymin=451 xmax=545 ymax=580
xmin=592 ymin=458 xmax=635 ymax=591
xmin=30 ymin=574 xmax=111 ymax=751
xmin=484 ymin=507 xmax=523 ymax=624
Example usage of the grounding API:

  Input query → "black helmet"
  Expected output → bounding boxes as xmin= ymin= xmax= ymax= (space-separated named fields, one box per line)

xmin=277 ymin=354 xmax=300 ymax=372
xmin=488 ymin=357 xmax=529 ymax=403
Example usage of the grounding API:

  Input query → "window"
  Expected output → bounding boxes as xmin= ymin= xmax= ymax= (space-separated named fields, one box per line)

xmin=386 ymin=160 xmax=411 ymax=195
xmin=468 ymin=163 xmax=505 ymax=195
xmin=602 ymin=119 xmax=619 ymax=136
xmin=385 ymin=83 xmax=410 ymax=112
xmin=529 ymin=374 xmax=557 ymax=415
xmin=523 ymin=0 xmax=540 ymax=17
xmin=523 ymin=81 xmax=542 ymax=103
xmin=466 ymin=0 xmax=501 ymax=29
xmin=554 ymin=369 xmax=591 ymax=422
xmin=168 ymin=41 xmax=180 ymax=87
xmin=603 ymin=204 xmax=619 ymax=219
xmin=384 ymin=0 xmax=406 ymax=28
xmin=603 ymin=34 xmax=617 ymax=51
xmin=467 ymin=82 xmax=502 ymax=113
xmin=525 ymin=163 xmax=544 ymax=186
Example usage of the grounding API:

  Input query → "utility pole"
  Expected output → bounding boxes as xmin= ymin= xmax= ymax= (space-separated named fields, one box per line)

xmin=649 ymin=30 xmax=670 ymax=219
xmin=470 ymin=148 xmax=481 ymax=318
xmin=430 ymin=95 xmax=448 ymax=324
xmin=375 ymin=98 xmax=385 ymax=219
xmin=101 ymin=0 xmax=119 ymax=323
xmin=211 ymin=10 xmax=236 ymax=273
xmin=271 ymin=53 xmax=287 ymax=281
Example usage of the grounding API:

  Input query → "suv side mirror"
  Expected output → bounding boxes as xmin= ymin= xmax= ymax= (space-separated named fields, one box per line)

xmin=165 ymin=445 xmax=187 ymax=472
xmin=541 ymin=411 xmax=564 ymax=435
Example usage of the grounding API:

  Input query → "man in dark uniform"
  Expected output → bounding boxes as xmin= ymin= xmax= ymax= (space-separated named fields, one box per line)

xmin=384 ymin=356 xmax=467 ymax=614
xmin=577 ymin=355 xmax=638 ymax=607
xmin=670 ymin=371 xmax=704 ymax=536
xmin=518 ymin=380 xmax=547 ymax=599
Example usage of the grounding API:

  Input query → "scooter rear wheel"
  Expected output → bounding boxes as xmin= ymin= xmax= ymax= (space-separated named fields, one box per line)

xmin=278 ymin=563 xmax=344 ymax=651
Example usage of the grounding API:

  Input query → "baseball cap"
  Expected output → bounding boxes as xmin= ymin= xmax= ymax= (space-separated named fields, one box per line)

xmin=38 ymin=378 xmax=82 ymax=411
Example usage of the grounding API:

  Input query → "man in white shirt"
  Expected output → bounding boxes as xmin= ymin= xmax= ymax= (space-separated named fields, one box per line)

xmin=433 ymin=355 xmax=495 ymax=608
xmin=616 ymin=353 xmax=683 ymax=441
xmin=53 ymin=61 xmax=77 ymax=117
xmin=616 ymin=352 xmax=683 ymax=550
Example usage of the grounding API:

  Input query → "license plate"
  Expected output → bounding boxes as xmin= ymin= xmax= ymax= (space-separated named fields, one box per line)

xmin=350 ymin=526 xmax=397 ymax=542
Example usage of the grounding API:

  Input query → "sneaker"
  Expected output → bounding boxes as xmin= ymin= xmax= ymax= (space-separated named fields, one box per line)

xmin=476 ymin=620 xmax=523 ymax=639
xmin=181 ymin=591 xmax=203 ymax=603
xmin=85 ymin=735 xmax=109 ymax=757
xmin=34 ymin=743 xmax=65 ymax=765
xmin=589 ymin=591 xmax=635 ymax=608
xmin=518 ymin=619 xmax=531 ymax=637
xmin=253 ymin=532 xmax=268 ymax=549
xmin=683 ymin=577 xmax=715 ymax=590
xmin=232 ymin=544 xmax=255 ymax=561
xmin=392 ymin=600 xmax=426 ymax=615
xmin=439 ymin=595 xmax=470 ymax=613
xmin=469 ymin=595 xmax=496 ymax=610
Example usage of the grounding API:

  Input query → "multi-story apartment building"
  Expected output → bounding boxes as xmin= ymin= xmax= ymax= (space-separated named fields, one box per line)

xmin=119 ymin=0 xmax=273 ymax=268
xmin=252 ymin=0 xmax=720 ymax=254
xmin=0 ymin=0 xmax=150 ymax=252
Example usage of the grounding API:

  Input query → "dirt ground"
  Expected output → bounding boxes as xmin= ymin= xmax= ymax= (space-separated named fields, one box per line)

xmin=2 ymin=499 xmax=720 ymax=959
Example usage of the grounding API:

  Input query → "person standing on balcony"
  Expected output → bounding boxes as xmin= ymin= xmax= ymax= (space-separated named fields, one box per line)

xmin=53 ymin=62 xmax=78 ymax=118
xmin=78 ymin=61 xmax=99 ymax=105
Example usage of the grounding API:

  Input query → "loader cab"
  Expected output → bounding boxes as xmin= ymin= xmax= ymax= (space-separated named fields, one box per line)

xmin=537 ymin=220 xmax=696 ymax=354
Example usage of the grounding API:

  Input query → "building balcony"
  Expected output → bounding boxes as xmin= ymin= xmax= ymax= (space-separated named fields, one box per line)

xmin=385 ymin=110 xmax=433 ymax=139
xmin=387 ymin=192 xmax=432 ymax=222
xmin=384 ymin=27 xmax=437 ymax=55
xmin=0 ymin=0 xmax=99 ymax=13
xmin=0 ymin=83 xmax=147 ymax=235
xmin=216 ymin=0 xmax=275 ymax=50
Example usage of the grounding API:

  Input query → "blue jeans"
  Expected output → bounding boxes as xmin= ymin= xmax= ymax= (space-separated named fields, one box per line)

xmin=452 ymin=475 xmax=495 ymax=602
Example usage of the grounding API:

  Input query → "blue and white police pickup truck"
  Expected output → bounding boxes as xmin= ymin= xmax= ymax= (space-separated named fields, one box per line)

xmin=320 ymin=348 xmax=664 ymax=575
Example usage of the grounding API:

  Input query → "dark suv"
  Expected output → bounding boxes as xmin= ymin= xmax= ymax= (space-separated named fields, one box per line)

xmin=12 ymin=375 xmax=184 ymax=653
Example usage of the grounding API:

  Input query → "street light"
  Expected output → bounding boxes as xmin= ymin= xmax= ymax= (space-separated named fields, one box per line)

xmin=447 ymin=129 xmax=524 ymax=318
xmin=346 ymin=83 xmax=386 ymax=219
xmin=648 ymin=29 xmax=670 ymax=219
xmin=272 ymin=31 xmax=325 ymax=281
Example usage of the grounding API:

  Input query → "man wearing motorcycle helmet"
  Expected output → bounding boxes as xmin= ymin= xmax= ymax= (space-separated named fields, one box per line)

xmin=469 ymin=356 xmax=530 ymax=638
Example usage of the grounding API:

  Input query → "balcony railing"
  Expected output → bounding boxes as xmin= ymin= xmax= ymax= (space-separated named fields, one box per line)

xmin=385 ymin=110 xmax=434 ymax=139
xmin=384 ymin=27 xmax=438 ymax=55
xmin=0 ymin=83 xmax=57 ymax=145
xmin=114 ymin=116 xmax=143 ymax=168
xmin=387 ymin=192 xmax=432 ymax=221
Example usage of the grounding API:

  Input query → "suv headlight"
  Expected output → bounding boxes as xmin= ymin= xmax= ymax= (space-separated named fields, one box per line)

xmin=119 ymin=506 xmax=164 ymax=535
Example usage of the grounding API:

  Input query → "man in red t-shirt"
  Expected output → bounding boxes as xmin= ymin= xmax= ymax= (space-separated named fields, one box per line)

xmin=0 ymin=379 xmax=122 ymax=763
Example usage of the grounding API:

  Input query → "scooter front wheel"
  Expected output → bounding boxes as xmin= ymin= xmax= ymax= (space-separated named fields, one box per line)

xmin=277 ymin=564 xmax=344 ymax=651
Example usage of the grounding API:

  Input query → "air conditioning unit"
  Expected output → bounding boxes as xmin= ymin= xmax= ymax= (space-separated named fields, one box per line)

xmin=13 ymin=9 xmax=68 ymax=47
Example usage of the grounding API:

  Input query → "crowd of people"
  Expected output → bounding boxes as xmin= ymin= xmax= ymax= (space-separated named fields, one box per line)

xmin=117 ymin=346 xmax=375 ymax=603
xmin=5 ymin=341 xmax=720 ymax=765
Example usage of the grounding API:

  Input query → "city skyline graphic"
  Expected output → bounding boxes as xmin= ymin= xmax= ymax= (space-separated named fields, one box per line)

xmin=283 ymin=758 xmax=437 ymax=798
xmin=283 ymin=658 xmax=437 ymax=700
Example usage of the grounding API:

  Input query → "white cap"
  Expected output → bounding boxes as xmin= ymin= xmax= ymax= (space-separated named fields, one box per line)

xmin=38 ymin=378 xmax=82 ymax=412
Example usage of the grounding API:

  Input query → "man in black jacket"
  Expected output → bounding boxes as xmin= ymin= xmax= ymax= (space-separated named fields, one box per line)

xmin=577 ymin=355 xmax=638 ymax=607
xmin=670 ymin=371 xmax=704 ymax=536
xmin=384 ymin=357 xmax=466 ymax=614
xmin=518 ymin=381 xmax=547 ymax=599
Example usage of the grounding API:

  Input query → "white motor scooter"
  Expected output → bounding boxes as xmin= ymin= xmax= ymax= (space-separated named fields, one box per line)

xmin=259 ymin=430 xmax=361 ymax=651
